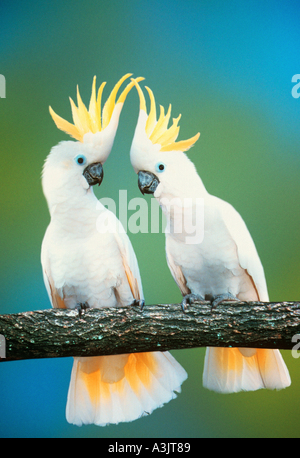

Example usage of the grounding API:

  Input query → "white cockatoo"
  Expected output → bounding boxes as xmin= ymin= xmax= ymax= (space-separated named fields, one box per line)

xmin=130 ymin=80 xmax=291 ymax=393
xmin=41 ymin=74 xmax=187 ymax=426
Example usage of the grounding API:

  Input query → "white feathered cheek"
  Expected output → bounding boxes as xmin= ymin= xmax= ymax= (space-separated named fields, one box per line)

xmin=153 ymin=182 xmax=163 ymax=198
xmin=72 ymin=152 xmax=89 ymax=189
xmin=80 ymin=173 xmax=90 ymax=190
xmin=152 ymin=162 xmax=166 ymax=198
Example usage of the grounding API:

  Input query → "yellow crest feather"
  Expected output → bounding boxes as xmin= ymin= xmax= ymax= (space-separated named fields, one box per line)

xmin=132 ymin=79 xmax=200 ymax=152
xmin=49 ymin=74 xmax=144 ymax=142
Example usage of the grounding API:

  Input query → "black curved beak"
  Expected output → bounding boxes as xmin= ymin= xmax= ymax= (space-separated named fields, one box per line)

xmin=138 ymin=170 xmax=160 ymax=195
xmin=83 ymin=162 xmax=103 ymax=187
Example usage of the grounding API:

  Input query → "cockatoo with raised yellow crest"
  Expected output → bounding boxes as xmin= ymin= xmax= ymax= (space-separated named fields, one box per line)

xmin=130 ymin=79 xmax=291 ymax=393
xmin=41 ymin=74 xmax=187 ymax=426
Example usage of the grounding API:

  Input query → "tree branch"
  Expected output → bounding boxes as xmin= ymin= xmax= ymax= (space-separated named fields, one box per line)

xmin=0 ymin=301 xmax=299 ymax=362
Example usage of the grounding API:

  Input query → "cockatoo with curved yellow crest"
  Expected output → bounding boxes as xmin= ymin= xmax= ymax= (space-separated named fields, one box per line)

xmin=41 ymin=74 xmax=187 ymax=426
xmin=130 ymin=79 xmax=291 ymax=393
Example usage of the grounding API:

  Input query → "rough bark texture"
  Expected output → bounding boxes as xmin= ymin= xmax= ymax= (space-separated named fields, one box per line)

xmin=0 ymin=301 xmax=299 ymax=362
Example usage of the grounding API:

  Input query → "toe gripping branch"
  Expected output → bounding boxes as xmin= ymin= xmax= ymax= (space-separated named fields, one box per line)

xmin=181 ymin=294 xmax=205 ymax=312
xmin=181 ymin=292 xmax=240 ymax=312
xmin=76 ymin=302 xmax=90 ymax=318
xmin=130 ymin=299 xmax=145 ymax=311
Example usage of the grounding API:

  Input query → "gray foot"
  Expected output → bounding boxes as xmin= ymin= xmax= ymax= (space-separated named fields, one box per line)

xmin=130 ymin=298 xmax=145 ymax=311
xmin=181 ymin=293 xmax=205 ymax=312
xmin=209 ymin=293 xmax=240 ymax=309
xmin=76 ymin=301 xmax=90 ymax=318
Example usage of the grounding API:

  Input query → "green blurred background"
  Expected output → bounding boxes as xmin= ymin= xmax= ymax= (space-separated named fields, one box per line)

xmin=0 ymin=0 xmax=299 ymax=438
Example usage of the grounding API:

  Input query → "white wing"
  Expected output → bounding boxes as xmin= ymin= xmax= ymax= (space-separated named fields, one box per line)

xmin=41 ymin=225 xmax=67 ymax=309
xmin=165 ymin=240 xmax=190 ymax=296
xmin=104 ymin=209 xmax=144 ymax=301
xmin=216 ymin=196 xmax=269 ymax=301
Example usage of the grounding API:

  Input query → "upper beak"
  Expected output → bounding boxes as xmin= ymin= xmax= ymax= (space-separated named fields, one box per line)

xmin=138 ymin=170 xmax=160 ymax=195
xmin=83 ymin=162 xmax=104 ymax=187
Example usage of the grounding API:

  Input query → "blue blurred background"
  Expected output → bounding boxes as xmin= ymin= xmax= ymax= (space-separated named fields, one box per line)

xmin=0 ymin=0 xmax=300 ymax=438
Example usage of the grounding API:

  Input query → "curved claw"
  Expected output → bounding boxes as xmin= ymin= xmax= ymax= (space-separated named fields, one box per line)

xmin=181 ymin=293 xmax=204 ymax=313
xmin=210 ymin=293 xmax=240 ymax=309
xmin=76 ymin=301 xmax=90 ymax=318
xmin=130 ymin=299 xmax=145 ymax=311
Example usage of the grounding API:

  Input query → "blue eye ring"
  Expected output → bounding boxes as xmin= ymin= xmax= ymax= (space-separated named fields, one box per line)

xmin=155 ymin=162 xmax=166 ymax=173
xmin=74 ymin=154 xmax=87 ymax=166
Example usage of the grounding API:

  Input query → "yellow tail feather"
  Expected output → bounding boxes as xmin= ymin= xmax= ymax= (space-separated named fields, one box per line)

xmin=66 ymin=352 xmax=187 ymax=426
xmin=203 ymin=347 xmax=291 ymax=393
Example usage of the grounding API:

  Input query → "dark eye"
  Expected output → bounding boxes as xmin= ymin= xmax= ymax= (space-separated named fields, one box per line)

xmin=74 ymin=154 xmax=87 ymax=165
xmin=155 ymin=162 xmax=166 ymax=173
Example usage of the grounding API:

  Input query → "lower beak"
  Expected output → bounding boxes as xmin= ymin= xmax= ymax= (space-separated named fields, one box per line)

xmin=138 ymin=170 xmax=160 ymax=195
xmin=83 ymin=162 xmax=104 ymax=187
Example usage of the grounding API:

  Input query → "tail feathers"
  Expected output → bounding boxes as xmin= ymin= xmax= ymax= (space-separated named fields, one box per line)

xmin=66 ymin=352 xmax=187 ymax=426
xmin=203 ymin=347 xmax=291 ymax=394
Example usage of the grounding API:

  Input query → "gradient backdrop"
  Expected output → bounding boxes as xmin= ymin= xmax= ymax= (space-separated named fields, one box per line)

xmin=0 ymin=0 xmax=300 ymax=438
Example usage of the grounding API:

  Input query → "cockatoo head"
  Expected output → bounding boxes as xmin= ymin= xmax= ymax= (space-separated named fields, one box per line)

xmin=130 ymin=80 xmax=201 ymax=201
xmin=43 ymin=74 xmax=142 ymax=210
